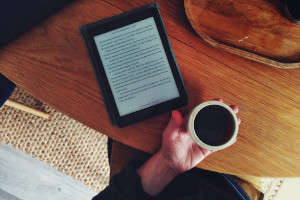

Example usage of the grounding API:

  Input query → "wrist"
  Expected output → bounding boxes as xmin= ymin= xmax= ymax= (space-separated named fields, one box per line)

xmin=155 ymin=149 xmax=181 ymax=177
xmin=137 ymin=150 xmax=179 ymax=196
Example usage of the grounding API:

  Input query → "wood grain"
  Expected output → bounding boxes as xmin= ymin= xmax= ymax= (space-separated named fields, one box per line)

xmin=185 ymin=0 xmax=300 ymax=68
xmin=1 ymin=0 xmax=300 ymax=176
xmin=106 ymin=0 xmax=300 ymax=104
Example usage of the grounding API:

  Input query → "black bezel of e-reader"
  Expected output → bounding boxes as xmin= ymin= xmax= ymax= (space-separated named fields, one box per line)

xmin=80 ymin=3 xmax=188 ymax=127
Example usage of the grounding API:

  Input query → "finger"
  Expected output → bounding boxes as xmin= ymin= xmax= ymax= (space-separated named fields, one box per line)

xmin=238 ymin=117 xmax=241 ymax=124
xmin=171 ymin=110 xmax=183 ymax=126
xmin=230 ymin=105 xmax=239 ymax=114
xmin=164 ymin=110 xmax=183 ymax=134
xmin=213 ymin=98 xmax=223 ymax=103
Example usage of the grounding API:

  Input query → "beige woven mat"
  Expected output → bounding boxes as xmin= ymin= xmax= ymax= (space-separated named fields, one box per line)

xmin=0 ymin=87 xmax=109 ymax=192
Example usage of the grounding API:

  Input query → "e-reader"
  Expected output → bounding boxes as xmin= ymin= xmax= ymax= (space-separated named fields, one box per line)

xmin=80 ymin=3 xmax=188 ymax=127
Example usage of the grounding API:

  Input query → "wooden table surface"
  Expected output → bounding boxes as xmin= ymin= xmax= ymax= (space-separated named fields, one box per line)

xmin=185 ymin=0 xmax=300 ymax=68
xmin=1 ymin=0 xmax=300 ymax=177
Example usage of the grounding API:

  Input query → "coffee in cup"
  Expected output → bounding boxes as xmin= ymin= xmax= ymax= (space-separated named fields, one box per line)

xmin=283 ymin=0 xmax=300 ymax=25
xmin=187 ymin=101 xmax=238 ymax=151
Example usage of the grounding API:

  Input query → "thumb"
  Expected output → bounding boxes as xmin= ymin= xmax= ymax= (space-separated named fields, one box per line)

xmin=164 ymin=110 xmax=183 ymax=134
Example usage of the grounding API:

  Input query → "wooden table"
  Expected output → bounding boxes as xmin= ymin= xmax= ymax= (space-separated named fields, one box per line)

xmin=1 ymin=0 xmax=300 ymax=177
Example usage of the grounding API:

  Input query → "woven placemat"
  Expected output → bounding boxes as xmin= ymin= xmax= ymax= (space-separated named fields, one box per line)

xmin=0 ymin=87 xmax=109 ymax=192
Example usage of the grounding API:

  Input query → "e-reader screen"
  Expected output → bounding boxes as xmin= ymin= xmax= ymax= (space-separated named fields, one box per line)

xmin=94 ymin=17 xmax=180 ymax=116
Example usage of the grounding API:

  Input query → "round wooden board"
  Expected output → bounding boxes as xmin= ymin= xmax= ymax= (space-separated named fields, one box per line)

xmin=184 ymin=0 xmax=300 ymax=69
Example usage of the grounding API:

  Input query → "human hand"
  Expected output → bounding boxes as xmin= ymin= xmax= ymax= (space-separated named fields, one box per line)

xmin=137 ymin=98 xmax=240 ymax=196
xmin=159 ymin=98 xmax=240 ymax=174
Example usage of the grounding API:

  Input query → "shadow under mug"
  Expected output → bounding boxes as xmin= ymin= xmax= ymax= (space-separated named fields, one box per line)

xmin=187 ymin=101 xmax=239 ymax=151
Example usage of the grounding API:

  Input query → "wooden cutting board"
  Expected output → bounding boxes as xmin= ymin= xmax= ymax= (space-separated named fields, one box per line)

xmin=185 ymin=0 xmax=300 ymax=69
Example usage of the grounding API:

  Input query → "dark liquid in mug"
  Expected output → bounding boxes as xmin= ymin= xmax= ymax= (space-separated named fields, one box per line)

xmin=287 ymin=0 xmax=300 ymax=20
xmin=194 ymin=105 xmax=234 ymax=146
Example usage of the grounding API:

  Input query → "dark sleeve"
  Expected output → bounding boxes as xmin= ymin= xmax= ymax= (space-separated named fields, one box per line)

xmin=92 ymin=159 xmax=248 ymax=200
xmin=92 ymin=160 xmax=156 ymax=200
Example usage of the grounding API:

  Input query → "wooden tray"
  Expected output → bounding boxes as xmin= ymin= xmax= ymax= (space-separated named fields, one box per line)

xmin=185 ymin=0 xmax=300 ymax=69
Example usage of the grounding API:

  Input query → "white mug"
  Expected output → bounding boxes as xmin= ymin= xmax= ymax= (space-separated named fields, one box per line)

xmin=187 ymin=101 xmax=239 ymax=151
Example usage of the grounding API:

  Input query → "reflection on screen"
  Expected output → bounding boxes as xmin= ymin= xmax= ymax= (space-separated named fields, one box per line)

xmin=94 ymin=17 xmax=179 ymax=116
